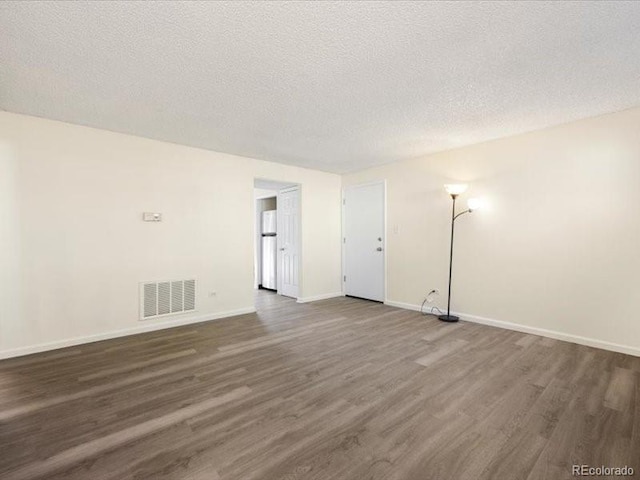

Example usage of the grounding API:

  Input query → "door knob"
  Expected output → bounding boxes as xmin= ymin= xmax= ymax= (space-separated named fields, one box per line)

xmin=376 ymin=247 xmax=383 ymax=251
xmin=279 ymin=248 xmax=286 ymax=251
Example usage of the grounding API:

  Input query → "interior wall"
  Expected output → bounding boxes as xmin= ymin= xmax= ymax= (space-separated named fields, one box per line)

xmin=343 ymin=107 xmax=640 ymax=354
xmin=0 ymin=112 xmax=342 ymax=357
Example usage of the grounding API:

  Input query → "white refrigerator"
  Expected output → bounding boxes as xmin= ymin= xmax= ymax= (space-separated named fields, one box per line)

xmin=261 ymin=210 xmax=277 ymax=290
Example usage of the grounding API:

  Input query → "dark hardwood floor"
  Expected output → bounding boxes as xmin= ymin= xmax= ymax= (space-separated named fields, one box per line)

xmin=1 ymin=291 xmax=638 ymax=479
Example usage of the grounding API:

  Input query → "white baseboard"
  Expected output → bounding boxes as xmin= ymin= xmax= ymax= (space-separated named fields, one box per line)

xmin=6 ymin=299 xmax=638 ymax=360
xmin=384 ymin=300 xmax=640 ymax=357
xmin=384 ymin=300 xmax=424 ymax=312
xmin=297 ymin=292 xmax=344 ymax=303
xmin=0 ymin=307 xmax=256 ymax=360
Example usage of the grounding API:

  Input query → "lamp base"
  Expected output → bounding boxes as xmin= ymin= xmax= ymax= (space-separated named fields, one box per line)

xmin=438 ymin=314 xmax=459 ymax=323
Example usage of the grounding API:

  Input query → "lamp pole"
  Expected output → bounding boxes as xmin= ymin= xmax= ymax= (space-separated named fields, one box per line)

xmin=439 ymin=193 xmax=472 ymax=323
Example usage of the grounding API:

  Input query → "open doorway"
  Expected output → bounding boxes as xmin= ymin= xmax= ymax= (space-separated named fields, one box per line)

xmin=254 ymin=179 xmax=301 ymax=306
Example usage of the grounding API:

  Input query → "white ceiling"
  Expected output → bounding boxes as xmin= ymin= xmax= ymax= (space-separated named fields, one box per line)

xmin=2 ymin=1 xmax=640 ymax=173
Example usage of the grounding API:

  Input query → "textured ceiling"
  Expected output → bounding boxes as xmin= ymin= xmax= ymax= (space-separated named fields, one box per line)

xmin=2 ymin=1 xmax=640 ymax=173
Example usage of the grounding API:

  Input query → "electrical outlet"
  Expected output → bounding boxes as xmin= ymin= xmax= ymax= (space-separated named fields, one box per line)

xmin=425 ymin=289 xmax=440 ymax=303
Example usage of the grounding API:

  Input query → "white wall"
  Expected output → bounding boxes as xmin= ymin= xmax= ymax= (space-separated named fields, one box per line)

xmin=4 ymin=107 xmax=639 ymax=358
xmin=343 ymin=107 xmax=640 ymax=354
xmin=0 ymin=112 xmax=342 ymax=358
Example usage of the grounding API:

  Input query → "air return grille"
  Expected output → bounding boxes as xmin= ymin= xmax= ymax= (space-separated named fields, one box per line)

xmin=140 ymin=279 xmax=196 ymax=319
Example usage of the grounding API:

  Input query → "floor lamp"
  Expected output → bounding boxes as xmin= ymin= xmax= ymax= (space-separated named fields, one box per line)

xmin=438 ymin=184 xmax=480 ymax=322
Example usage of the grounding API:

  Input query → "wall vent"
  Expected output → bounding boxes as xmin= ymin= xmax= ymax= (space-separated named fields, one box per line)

xmin=140 ymin=279 xmax=196 ymax=320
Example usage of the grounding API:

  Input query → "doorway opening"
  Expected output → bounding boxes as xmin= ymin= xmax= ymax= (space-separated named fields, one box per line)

xmin=254 ymin=179 xmax=301 ymax=307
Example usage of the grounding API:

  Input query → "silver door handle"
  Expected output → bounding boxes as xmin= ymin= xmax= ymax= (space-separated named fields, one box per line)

xmin=376 ymin=247 xmax=383 ymax=251
xmin=279 ymin=248 xmax=286 ymax=251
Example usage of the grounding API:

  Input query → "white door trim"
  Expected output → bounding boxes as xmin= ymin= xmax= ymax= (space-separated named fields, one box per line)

xmin=342 ymin=180 xmax=387 ymax=302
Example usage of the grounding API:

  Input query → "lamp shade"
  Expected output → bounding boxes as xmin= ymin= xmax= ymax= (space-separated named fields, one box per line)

xmin=444 ymin=184 xmax=468 ymax=196
xmin=467 ymin=197 xmax=482 ymax=212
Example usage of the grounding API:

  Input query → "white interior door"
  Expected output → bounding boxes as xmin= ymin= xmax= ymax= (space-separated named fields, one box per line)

xmin=344 ymin=182 xmax=385 ymax=302
xmin=277 ymin=187 xmax=300 ymax=298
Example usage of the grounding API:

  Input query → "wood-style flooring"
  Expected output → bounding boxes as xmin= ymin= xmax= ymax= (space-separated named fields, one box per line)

xmin=1 ymin=291 xmax=638 ymax=479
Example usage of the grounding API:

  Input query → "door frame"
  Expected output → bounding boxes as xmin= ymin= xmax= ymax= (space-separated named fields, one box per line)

xmin=341 ymin=180 xmax=387 ymax=302
xmin=277 ymin=185 xmax=302 ymax=299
